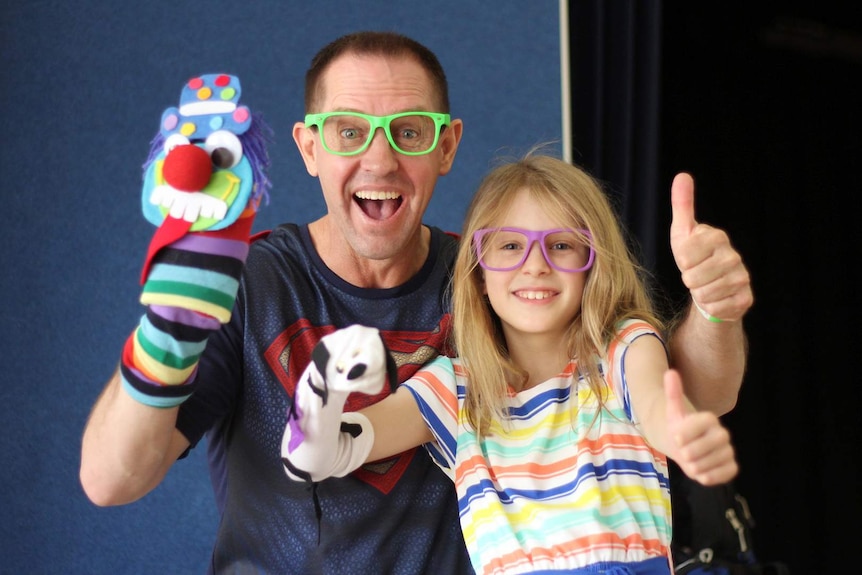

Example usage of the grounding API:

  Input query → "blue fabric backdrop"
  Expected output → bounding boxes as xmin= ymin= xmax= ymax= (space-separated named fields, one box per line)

xmin=0 ymin=2 xmax=561 ymax=573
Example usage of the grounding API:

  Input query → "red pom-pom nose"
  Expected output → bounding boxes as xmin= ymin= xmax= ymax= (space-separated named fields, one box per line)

xmin=162 ymin=145 xmax=212 ymax=191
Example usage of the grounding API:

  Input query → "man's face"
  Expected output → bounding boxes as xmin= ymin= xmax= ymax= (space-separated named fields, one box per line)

xmin=294 ymin=54 xmax=462 ymax=262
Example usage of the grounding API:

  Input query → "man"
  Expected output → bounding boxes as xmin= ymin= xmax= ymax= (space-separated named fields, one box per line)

xmin=80 ymin=31 xmax=752 ymax=574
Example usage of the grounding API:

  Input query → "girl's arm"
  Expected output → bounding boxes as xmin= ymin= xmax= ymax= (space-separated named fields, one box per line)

xmin=360 ymin=386 xmax=434 ymax=462
xmin=281 ymin=325 xmax=432 ymax=483
xmin=624 ymin=335 xmax=738 ymax=486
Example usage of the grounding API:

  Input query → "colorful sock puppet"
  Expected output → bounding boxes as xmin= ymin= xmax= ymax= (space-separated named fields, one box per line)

xmin=121 ymin=73 xmax=271 ymax=408
xmin=281 ymin=325 xmax=399 ymax=482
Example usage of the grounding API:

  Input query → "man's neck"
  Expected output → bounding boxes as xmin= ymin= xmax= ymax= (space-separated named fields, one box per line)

xmin=308 ymin=218 xmax=430 ymax=289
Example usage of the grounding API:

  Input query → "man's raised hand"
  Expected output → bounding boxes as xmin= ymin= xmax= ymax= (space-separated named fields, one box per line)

xmin=669 ymin=173 xmax=753 ymax=322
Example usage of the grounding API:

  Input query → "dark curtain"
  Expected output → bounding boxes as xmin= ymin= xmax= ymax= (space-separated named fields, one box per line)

xmin=567 ymin=0 xmax=662 ymax=271
xmin=568 ymin=2 xmax=862 ymax=572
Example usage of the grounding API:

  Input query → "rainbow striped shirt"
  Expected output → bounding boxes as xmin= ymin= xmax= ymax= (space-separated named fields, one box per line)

xmin=403 ymin=320 xmax=672 ymax=574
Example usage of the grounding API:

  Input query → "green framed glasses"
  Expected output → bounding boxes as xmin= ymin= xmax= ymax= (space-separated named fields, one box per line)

xmin=304 ymin=111 xmax=451 ymax=156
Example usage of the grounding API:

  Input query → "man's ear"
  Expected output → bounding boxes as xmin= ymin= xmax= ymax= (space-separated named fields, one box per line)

xmin=293 ymin=121 xmax=319 ymax=177
xmin=437 ymin=118 xmax=463 ymax=176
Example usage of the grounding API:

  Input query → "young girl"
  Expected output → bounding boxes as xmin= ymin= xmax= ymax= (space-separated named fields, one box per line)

xmin=281 ymin=153 xmax=738 ymax=575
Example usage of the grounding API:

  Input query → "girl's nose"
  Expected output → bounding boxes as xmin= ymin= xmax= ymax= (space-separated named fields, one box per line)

xmin=520 ymin=241 xmax=550 ymax=274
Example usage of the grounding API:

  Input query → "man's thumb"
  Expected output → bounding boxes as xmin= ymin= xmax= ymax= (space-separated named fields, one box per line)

xmin=670 ymin=172 xmax=697 ymax=243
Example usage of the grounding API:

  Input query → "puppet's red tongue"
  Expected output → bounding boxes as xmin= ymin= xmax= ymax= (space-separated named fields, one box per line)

xmin=357 ymin=198 xmax=400 ymax=221
xmin=140 ymin=216 xmax=193 ymax=284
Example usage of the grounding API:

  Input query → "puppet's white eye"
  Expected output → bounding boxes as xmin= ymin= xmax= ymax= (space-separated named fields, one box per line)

xmin=164 ymin=133 xmax=190 ymax=153
xmin=205 ymin=130 xmax=243 ymax=169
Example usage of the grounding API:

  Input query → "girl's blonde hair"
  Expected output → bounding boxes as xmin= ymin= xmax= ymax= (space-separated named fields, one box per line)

xmin=451 ymin=150 xmax=663 ymax=435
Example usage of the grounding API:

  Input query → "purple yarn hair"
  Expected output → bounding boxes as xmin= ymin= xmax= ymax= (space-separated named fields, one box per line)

xmin=142 ymin=112 xmax=274 ymax=206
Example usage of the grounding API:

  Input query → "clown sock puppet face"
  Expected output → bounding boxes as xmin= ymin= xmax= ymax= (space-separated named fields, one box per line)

xmin=121 ymin=73 xmax=271 ymax=408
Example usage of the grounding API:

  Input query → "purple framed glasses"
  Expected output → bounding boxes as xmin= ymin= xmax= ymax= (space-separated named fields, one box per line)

xmin=472 ymin=227 xmax=595 ymax=273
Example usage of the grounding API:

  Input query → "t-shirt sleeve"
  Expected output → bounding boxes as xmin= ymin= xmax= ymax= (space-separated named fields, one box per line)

xmin=607 ymin=319 xmax=666 ymax=424
xmin=175 ymin=291 xmax=245 ymax=450
xmin=402 ymin=356 xmax=460 ymax=480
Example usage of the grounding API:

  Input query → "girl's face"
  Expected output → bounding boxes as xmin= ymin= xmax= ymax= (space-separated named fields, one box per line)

xmin=481 ymin=188 xmax=588 ymax=345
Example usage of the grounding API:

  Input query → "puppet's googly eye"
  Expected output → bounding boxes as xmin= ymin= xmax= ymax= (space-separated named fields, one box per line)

xmin=164 ymin=133 xmax=190 ymax=154
xmin=205 ymin=130 xmax=243 ymax=169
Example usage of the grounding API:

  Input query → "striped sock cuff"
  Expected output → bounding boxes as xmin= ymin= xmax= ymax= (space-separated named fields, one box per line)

xmin=120 ymin=332 xmax=199 ymax=408
xmin=136 ymin=313 xmax=208 ymax=372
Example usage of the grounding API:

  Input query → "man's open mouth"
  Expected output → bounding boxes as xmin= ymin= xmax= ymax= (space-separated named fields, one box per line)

xmin=354 ymin=191 xmax=403 ymax=220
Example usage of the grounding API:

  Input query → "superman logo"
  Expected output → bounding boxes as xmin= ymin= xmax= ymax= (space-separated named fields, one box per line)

xmin=264 ymin=315 xmax=452 ymax=493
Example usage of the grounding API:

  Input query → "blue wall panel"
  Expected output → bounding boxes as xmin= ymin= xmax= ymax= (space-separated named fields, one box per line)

xmin=0 ymin=1 xmax=560 ymax=572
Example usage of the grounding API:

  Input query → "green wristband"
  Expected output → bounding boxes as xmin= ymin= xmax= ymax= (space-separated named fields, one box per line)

xmin=693 ymin=299 xmax=723 ymax=323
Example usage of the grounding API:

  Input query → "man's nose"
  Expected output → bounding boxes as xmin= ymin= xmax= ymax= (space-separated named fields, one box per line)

xmin=360 ymin=127 xmax=399 ymax=170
